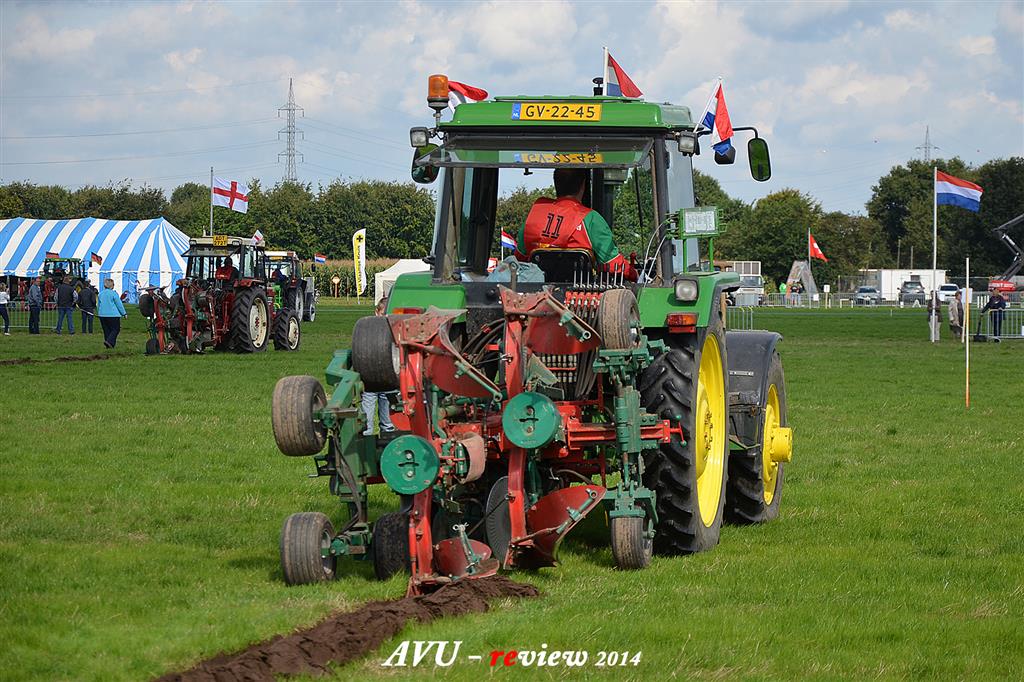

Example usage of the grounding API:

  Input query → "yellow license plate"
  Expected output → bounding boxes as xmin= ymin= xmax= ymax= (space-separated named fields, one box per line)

xmin=512 ymin=102 xmax=602 ymax=121
xmin=212 ymin=235 xmax=228 ymax=246
xmin=515 ymin=152 xmax=604 ymax=164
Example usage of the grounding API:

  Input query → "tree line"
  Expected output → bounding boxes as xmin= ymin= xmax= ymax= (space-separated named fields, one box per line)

xmin=1 ymin=155 xmax=1021 ymax=287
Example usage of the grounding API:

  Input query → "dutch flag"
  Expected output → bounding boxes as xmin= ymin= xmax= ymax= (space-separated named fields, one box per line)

xmin=701 ymin=82 xmax=734 ymax=156
xmin=314 ymin=253 xmax=327 ymax=264
xmin=935 ymin=170 xmax=983 ymax=212
xmin=500 ymin=230 xmax=517 ymax=250
xmin=603 ymin=50 xmax=643 ymax=98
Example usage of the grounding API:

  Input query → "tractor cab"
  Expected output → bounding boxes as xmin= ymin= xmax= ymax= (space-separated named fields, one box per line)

xmin=401 ymin=82 xmax=771 ymax=337
xmin=265 ymin=249 xmax=319 ymax=322
xmin=182 ymin=235 xmax=268 ymax=287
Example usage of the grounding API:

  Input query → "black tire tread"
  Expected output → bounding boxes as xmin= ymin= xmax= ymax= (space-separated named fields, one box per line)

xmin=598 ymin=289 xmax=640 ymax=349
xmin=372 ymin=512 xmax=410 ymax=580
xmin=272 ymin=375 xmax=327 ymax=456
xmin=280 ymin=512 xmax=335 ymax=585
xmin=352 ymin=316 xmax=400 ymax=391
xmin=725 ymin=351 xmax=786 ymax=524
xmin=273 ymin=310 xmax=302 ymax=351
xmin=640 ymin=310 xmax=728 ymax=555
xmin=610 ymin=516 xmax=652 ymax=570
xmin=231 ymin=287 xmax=269 ymax=353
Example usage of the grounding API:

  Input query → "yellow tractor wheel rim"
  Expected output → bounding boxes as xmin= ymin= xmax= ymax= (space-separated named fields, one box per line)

xmin=695 ymin=333 xmax=726 ymax=527
xmin=762 ymin=384 xmax=781 ymax=505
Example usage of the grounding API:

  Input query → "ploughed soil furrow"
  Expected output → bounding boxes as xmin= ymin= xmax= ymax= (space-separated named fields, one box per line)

xmin=154 ymin=576 xmax=540 ymax=681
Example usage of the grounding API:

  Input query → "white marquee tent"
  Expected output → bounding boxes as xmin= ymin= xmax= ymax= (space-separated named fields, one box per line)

xmin=374 ymin=259 xmax=431 ymax=304
xmin=0 ymin=216 xmax=189 ymax=302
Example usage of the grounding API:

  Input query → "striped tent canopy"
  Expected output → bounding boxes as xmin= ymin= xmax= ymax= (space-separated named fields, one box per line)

xmin=0 ymin=216 xmax=189 ymax=302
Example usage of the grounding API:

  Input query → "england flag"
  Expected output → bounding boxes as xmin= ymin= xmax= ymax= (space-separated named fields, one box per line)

xmin=212 ymin=177 xmax=250 ymax=214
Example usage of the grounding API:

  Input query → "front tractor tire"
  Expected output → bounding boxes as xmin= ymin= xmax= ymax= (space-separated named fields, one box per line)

xmin=231 ymin=287 xmax=270 ymax=353
xmin=272 ymin=375 xmax=327 ymax=456
xmin=280 ymin=512 xmax=336 ymax=585
xmin=726 ymin=351 xmax=789 ymax=524
xmin=273 ymin=310 xmax=301 ymax=351
xmin=640 ymin=310 xmax=729 ymax=555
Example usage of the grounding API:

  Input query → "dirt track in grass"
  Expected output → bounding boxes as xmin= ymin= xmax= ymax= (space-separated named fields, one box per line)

xmin=154 ymin=576 xmax=540 ymax=681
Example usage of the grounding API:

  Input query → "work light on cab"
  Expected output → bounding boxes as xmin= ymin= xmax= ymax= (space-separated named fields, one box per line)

xmin=409 ymin=127 xmax=430 ymax=148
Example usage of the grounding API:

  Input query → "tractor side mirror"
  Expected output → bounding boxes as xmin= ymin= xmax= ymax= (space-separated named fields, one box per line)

xmin=411 ymin=144 xmax=439 ymax=184
xmin=748 ymin=137 xmax=771 ymax=182
xmin=713 ymin=145 xmax=736 ymax=165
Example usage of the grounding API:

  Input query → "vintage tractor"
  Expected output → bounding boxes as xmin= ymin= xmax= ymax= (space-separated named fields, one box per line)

xmin=42 ymin=256 xmax=89 ymax=298
xmin=266 ymin=249 xmax=319 ymax=321
xmin=272 ymin=77 xmax=792 ymax=594
xmin=139 ymin=235 xmax=301 ymax=354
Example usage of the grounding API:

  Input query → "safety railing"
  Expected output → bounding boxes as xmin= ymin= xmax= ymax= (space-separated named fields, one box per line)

xmin=973 ymin=306 xmax=1024 ymax=340
xmin=726 ymin=306 xmax=755 ymax=330
xmin=761 ymin=292 xmax=822 ymax=308
xmin=3 ymin=301 xmax=59 ymax=330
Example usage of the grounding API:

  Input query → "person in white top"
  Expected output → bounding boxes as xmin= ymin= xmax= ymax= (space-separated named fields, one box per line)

xmin=0 ymin=282 xmax=10 ymax=335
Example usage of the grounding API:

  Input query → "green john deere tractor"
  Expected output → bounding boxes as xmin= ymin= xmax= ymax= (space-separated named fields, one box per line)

xmin=272 ymin=76 xmax=793 ymax=593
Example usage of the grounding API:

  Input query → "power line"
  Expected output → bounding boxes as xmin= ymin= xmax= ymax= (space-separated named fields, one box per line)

xmin=0 ymin=140 xmax=279 ymax=165
xmin=0 ymin=78 xmax=289 ymax=100
xmin=303 ymin=117 xmax=408 ymax=150
xmin=302 ymin=140 xmax=407 ymax=172
xmin=1 ymin=118 xmax=275 ymax=140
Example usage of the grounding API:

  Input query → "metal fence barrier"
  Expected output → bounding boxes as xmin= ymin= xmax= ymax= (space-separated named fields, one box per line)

xmin=3 ymin=301 xmax=59 ymax=330
xmin=762 ymin=292 xmax=822 ymax=308
xmin=726 ymin=306 xmax=755 ymax=330
xmin=974 ymin=306 xmax=1024 ymax=340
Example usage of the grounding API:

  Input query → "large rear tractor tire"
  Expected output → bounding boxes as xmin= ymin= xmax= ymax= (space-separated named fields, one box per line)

xmin=726 ymin=351 xmax=789 ymax=524
xmin=371 ymin=512 xmax=410 ymax=580
xmin=273 ymin=310 xmax=301 ymax=351
xmin=640 ymin=308 xmax=729 ymax=555
xmin=610 ymin=516 xmax=653 ymax=570
xmin=272 ymin=375 xmax=327 ymax=456
xmin=352 ymin=315 xmax=400 ymax=391
xmin=598 ymin=289 xmax=641 ymax=349
xmin=280 ymin=512 xmax=336 ymax=585
xmin=231 ymin=287 xmax=270 ymax=353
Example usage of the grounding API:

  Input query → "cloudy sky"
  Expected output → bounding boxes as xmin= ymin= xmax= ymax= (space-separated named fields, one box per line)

xmin=1 ymin=0 xmax=1021 ymax=215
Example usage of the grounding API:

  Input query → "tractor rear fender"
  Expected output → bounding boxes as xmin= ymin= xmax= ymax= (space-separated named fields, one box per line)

xmin=724 ymin=330 xmax=782 ymax=448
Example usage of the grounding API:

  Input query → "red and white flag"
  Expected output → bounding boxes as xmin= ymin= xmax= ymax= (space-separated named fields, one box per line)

xmin=809 ymin=232 xmax=828 ymax=261
xmin=212 ymin=177 xmax=250 ymax=214
xmin=449 ymin=81 xmax=488 ymax=112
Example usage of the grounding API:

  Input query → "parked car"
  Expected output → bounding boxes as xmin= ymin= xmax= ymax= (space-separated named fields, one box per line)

xmin=937 ymin=283 xmax=960 ymax=302
xmin=854 ymin=286 xmax=881 ymax=306
xmin=899 ymin=280 xmax=927 ymax=305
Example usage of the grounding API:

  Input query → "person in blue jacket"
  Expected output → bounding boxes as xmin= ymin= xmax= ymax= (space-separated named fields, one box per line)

xmin=97 ymin=278 xmax=127 ymax=348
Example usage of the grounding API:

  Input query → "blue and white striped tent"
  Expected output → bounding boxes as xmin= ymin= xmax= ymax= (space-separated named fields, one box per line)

xmin=0 ymin=217 xmax=189 ymax=303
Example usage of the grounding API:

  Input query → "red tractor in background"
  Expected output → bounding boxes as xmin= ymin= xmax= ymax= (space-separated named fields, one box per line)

xmin=139 ymin=235 xmax=301 ymax=354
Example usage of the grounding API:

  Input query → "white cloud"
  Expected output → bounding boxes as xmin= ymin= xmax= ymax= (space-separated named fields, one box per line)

xmin=884 ymin=9 xmax=918 ymax=30
xmin=958 ymin=35 xmax=997 ymax=56
xmin=163 ymin=48 xmax=204 ymax=72
xmin=9 ymin=15 xmax=96 ymax=60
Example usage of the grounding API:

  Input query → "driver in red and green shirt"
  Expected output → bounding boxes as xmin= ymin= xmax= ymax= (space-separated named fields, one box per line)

xmin=514 ymin=168 xmax=637 ymax=281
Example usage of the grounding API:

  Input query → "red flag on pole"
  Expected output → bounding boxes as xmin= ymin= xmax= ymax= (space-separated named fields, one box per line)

xmin=809 ymin=232 xmax=828 ymax=261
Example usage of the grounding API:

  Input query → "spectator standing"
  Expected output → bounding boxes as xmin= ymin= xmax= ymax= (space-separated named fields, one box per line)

xmin=0 ymin=283 xmax=10 ymax=335
xmin=361 ymin=299 xmax=397 ymax=437
xmin=982 ymin=289 xmax=1007 ymax=341
xmin=55 ymin=276 xmax=76 ymax=335
xmin=27 ymin=277 xmax=42 ymax=334
xmin=97 ymin=278 xmax=127 ymax=348
xmin=78 ymin=283 xmax=97 ymax=334
xmin=948 ymin=290 xmax=964 ymax=341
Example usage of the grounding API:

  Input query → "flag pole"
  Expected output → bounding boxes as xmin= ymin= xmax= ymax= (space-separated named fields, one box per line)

xmin=208 ymin=167 xmax=214 ymax=237
xmin=965 ymin=256 xmax=970 ymax=408
xmin=932 ymin=165 xmax=938 ymax=342
xmin=602 ymin=46 xmax=609 ymax=96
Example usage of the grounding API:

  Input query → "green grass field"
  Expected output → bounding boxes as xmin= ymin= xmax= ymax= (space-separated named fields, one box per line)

xmin=1 ymin=305 xmax=1021 ymax=680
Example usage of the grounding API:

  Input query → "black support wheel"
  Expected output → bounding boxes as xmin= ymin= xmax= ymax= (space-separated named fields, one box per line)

xmin=138 ymin=293 xmax=154 ymax=318
xmin=597 ymin=288 xmax=641 ymax=349
xmin=303 ymin=292 xmax=316 ymax=322
xmin=280 ymin=512 xmax=336 ymax=585
xmin=610 ymin=516 xmax=653 ymax=570
xmin=639 ymin=307 xmax=729 ymax=555
xmin=273 ymin=310 xmax=302 ymax=351
xmin=145 ymin=338 xmax=160 ymax=355
xmin=272 ymin=375 xmax=327 ymax=456
xmin=351 ymin=315 xmax=400 ymax=391
xmin=371 ymin=511 xmax=410 ymax=581
xmin=231 ymin=287 xmax=270 ymax=353
xmin=726 ymin=351 xmax=790 ymax=524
